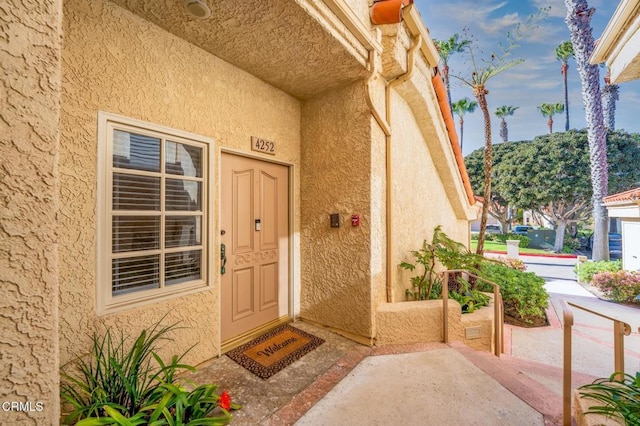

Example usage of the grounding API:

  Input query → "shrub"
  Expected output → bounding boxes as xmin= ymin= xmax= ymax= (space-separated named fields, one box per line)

xmin=448 ymin=277 xmax=491 ymax=313
xmin=478 ymin=263 xmax=548 ymax=323
xmin=563 ymin=236 xmax=580 ymax=251
xmin=591 ymin=270 xmax=640 ymax=303
xmin=493 ymin=233 xmax=506 ymax=243
xmin=495 ymin=233 xmax=530 ymax=248
xmin=494 ymin=256 xmax=527 ymax=271
xmin=576 ymin=260 xmax=622 ymax=283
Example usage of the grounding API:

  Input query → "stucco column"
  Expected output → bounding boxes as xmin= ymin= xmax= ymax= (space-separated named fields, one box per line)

xmin=1 ymin=0 xmax=62 ymax=423
xmin=506 ymin=240 xmax=520 ymax=259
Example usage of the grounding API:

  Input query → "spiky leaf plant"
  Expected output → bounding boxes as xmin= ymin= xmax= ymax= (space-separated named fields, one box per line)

xmin=579 ymin=372 xmax=640 ymax=425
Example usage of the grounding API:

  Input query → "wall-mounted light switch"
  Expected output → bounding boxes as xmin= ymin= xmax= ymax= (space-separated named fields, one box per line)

xmin=330 ymin=213 xmax=340 ymax=228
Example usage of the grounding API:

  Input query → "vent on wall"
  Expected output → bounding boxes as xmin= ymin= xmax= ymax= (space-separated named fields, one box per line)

xmin=465 ymin=326 xmax=482 ymax=340
xmin=183 ymin=0 xmax=211 ymax=19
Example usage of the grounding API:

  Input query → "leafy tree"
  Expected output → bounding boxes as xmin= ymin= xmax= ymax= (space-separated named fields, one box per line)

xmin=451 ymin=98 xmax=478 ymax=150
xmin=496 ymin=130 xmax=640 ymax=252
xmin=465 ymin=141 xmax=523 ymax=233
xmin=494 ymin=105 xmax=519 ymax=143
xmin=602 ymin=68 xmax=620 ymax=131
xmin=537 ymin=102 xmax=565 ymax=133
xmin=565 ymin=0 xmax=609 ymax=261
xmin=434 ymin=34 xmax=470 ymax=107
xmin=555 ymin=41 xmax=574 ymax=131
xmin=452 ymin=9 xmax=547 ymax=255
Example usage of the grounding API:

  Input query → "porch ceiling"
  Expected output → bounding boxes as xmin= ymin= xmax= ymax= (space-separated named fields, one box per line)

xmin=108 ymin=0 xmax=369 ymax=99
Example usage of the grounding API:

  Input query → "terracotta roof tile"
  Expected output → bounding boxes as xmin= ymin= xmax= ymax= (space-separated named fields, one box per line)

xmin=603 ymin=187 xmax=640 ymax=204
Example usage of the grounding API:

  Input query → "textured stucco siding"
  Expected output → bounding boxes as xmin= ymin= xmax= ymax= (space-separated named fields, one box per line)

xmin=390 ymin=91 xmax=470 ymax=301
xmin=376 ymin=299 xmax=494 ymax=352
xmin=369 ymin=120 xmax=389 ymax=332
xmin=59 ymin=0 xmax=301 ymax=369
xmin=300 ymin=82 xmax=375 ymax=339
xmin=1 ymin=0 xmax=61 ymax=424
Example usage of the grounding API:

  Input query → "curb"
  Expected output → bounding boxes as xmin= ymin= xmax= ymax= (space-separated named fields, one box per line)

xmin=485 ymin=250 xmax=578 ymax=259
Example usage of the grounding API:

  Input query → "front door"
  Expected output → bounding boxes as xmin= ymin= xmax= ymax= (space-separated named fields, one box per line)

xmin=221 ymin=153 xmax=289 ymax=343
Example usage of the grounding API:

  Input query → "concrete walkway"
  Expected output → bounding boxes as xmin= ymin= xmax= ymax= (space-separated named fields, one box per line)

xmin=192 ymin=255 xmax=640 ymax=425
xmin=293 ymin=256 xmax=640 ymax=426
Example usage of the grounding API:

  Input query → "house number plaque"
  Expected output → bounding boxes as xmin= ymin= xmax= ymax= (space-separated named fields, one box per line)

xmin=251 ymin=136 xmax=276 ymax=155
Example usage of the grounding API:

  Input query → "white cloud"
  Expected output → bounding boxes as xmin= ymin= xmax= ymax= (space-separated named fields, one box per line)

xmin=527 ymin=22 xmax=566 ymax=43
xmin=436 ymin=1 xmax=509 ymax=24
xmin=530 ymin=0 xmax=566 ymax=19
xmin=480 ymin=12 xmax=522 ymax=35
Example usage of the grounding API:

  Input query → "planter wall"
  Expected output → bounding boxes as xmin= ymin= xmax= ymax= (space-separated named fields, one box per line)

xmin=375 ymin=297 xmax=495 ymax=352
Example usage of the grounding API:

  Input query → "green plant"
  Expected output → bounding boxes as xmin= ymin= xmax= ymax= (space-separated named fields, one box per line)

xmin=591 ymin=271 xmax=640 ymax=304
xmin=579 ymin=372 xmax=640 ymax=425
xmin=576 ymin=260 xmax=622 ymax=283
xmin=400 ymin=226 xmax=487 ymax=311
xmin=61 ymin=322 xmax=239 ymax=425
xmin=76 ymin=385 xmax=239 ymax=425
xmin=494 ymin=233 xmax=530 ymax=248
xmin=495 ymin=256 xmax=526 ymax=271
xmin=448 ymin=277 xmax=491 ymax=313
xmin=563 ymin=236 xmax=580 ymax=251
xmin=400 ymin=235 xmax=439 ymax=301
xmin=478 ymin=263 xmax=548 ymax=324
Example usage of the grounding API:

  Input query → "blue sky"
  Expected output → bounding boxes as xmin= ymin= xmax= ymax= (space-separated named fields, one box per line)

xmin=413 ymin=0 xmax=640 ymax=156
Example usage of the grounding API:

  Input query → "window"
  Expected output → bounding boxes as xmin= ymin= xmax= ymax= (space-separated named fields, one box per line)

xmin=97 ymin=112 xmax=212 ymax=313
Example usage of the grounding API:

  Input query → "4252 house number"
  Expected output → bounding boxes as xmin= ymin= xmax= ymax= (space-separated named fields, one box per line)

xmin=251 ymin=136 xmax=276 ymax=155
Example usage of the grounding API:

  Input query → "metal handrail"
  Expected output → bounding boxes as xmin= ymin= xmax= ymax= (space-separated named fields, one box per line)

xmin=560 ymin=300 xmax=633 ymax=426
xmin=442 ymin=270 xmax=504 ymax=357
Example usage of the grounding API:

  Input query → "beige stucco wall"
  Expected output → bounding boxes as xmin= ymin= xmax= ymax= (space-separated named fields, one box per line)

xmin=300 ymin=81 xmax=385 ymax=340
xmin=59 ymin=0 xmax=301 ymax=368
xmin=390 ymin=90 xmax=471 ymax=301
xmin=1 ymin=1 xmax=61 ymax=424
xmin=376 ymin=298 xmax=495 ymax=352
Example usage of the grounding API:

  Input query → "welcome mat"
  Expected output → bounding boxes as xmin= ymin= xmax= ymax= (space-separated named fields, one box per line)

xmin=226 ymin=325 xmax=324 ymax=379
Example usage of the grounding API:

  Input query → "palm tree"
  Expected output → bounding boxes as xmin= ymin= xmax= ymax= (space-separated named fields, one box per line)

xmin=451 ymin=9 xmax=548 ymax=255
xmin=434 ymin=34 xmax=470 ymax=107
xmin=537 ymin=102 xmax=565 ymax=133
xmin=555 ymin=41 xmax=574 ymax=131
xmin=494 ymin=105 xmax=519 ymax=142
xmin=601 ymin=68 xmax=619 ymax=130
xmin=451 ymin=98 xmax=478 ymax=150
xmin=565 ymin=0 xmax=609 ymax=261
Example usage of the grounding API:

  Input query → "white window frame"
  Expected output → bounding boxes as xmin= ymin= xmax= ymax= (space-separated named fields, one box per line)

xmin=97 ymin=112 xmax=214 ymax=314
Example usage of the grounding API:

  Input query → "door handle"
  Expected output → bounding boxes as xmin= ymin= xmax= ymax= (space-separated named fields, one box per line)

xmin=220 ymin=242 xmax=227 ymax=275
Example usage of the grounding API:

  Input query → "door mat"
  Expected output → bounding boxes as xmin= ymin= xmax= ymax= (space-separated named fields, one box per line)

xmin=226 ymin=325 xmax=324 ymax=379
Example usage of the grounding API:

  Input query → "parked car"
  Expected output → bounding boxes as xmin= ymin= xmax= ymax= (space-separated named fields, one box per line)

xmin=486 ymin=224 xmax=502 ymax=234
xmin=584 ymin=232 xmax=623 ymax=259
xmin=513 ymin=225 xmax=533 ymax=236
xmin=574 ymin=231 xmax=592 ymax=250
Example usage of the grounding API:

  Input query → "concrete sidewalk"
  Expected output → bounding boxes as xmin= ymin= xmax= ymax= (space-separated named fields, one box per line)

xmin=295 ymin=349 xmax=544 ymax=426
xmin=193 ymin=256 xmax=640 ymax=425
xmin=293 ymin=258 xmax=640 ymax=426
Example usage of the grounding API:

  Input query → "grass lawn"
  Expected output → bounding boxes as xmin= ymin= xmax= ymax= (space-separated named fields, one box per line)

xmin=470 ymin=240 xmax=551 ymax=255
